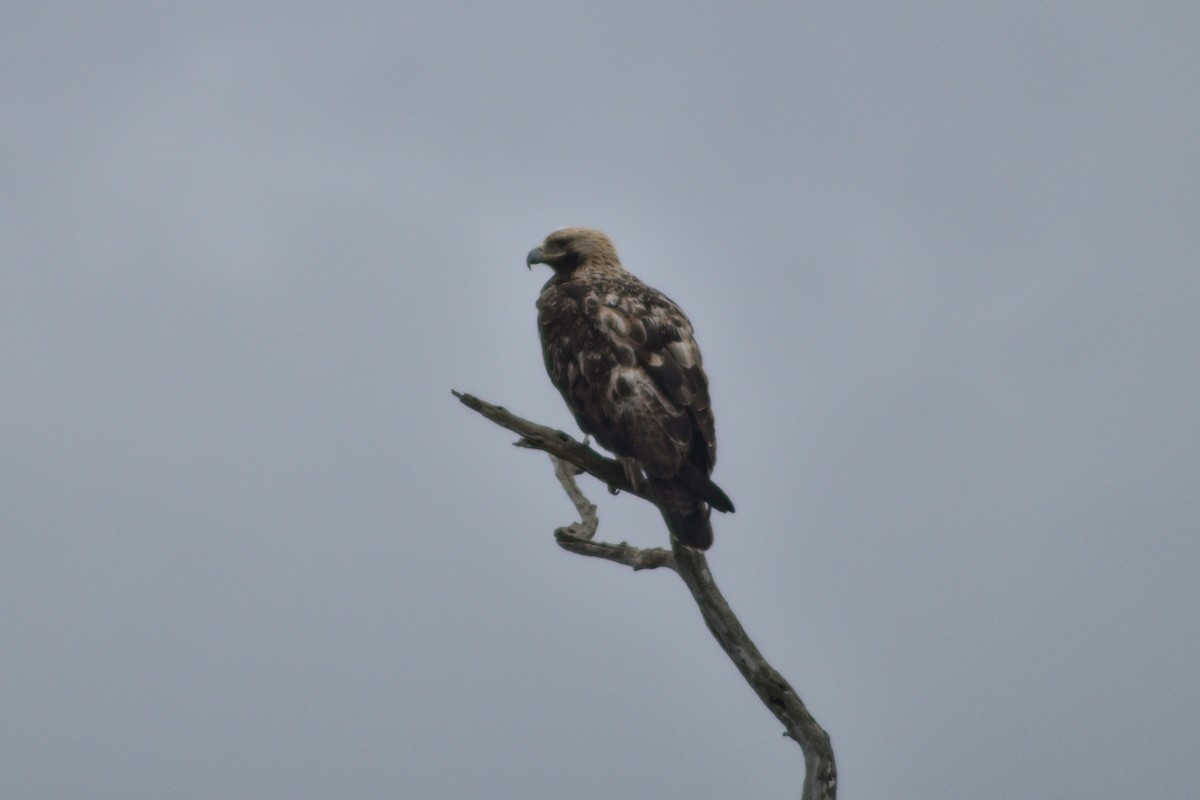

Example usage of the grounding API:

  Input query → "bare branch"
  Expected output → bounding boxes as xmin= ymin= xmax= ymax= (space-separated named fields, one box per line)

xmin=548 ymin=454 xmax=676 ymax=571
xmin=453 ymin=390 xmax=836 ymax=800
xmin=451 ymin=390 xmax=654 ymax=503
xmin=671 ymin=542 xmax=837 ymax=799
xmin=554 ymin=529 xmax=677 ymax=571
xmin=550 ymin=455 xmax=599 ymax=541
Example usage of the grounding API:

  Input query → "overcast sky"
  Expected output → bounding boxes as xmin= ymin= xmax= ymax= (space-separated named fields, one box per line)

xmin=3 ymin=2 xmax=1198 ymax=798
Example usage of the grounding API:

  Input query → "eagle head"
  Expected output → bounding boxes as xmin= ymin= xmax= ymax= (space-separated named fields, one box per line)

xmin=527 ymin=227 xmax=621 ymax=274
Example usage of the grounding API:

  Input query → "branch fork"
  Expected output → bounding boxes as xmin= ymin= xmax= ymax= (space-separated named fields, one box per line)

xmin=453 ymin=390 xmax=836 ymax=800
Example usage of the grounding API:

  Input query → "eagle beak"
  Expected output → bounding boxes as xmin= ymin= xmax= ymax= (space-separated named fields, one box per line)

xmin=526 ymin=247 xmax=544 ymax=270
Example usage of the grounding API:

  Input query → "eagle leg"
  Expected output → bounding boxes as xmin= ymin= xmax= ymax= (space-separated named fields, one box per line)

xmin=614 ymin=456 xmax=647 ymax=495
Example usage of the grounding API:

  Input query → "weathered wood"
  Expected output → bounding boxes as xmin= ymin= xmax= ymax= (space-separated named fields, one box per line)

xmin=671 ymin=541 xmax=837 ymax=799
xmin=453 ymin=390 xmax=836 ymax=800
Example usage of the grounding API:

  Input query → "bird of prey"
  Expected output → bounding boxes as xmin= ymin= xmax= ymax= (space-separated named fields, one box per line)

xmin=527 ymin=227 xmax=733 ymax=550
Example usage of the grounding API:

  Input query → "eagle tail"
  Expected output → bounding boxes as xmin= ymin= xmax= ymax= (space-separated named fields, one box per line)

xmin=674 ymin=462 xmax=735 ymax=514
xmin=649 ymin=477 xmax=714 ymax=550
xmin=702 ymin=478 xmax=735 ymax=514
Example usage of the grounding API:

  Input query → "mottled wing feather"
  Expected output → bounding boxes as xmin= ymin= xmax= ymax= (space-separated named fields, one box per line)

xmin=538 ymin=274 xmax=716 ymax=481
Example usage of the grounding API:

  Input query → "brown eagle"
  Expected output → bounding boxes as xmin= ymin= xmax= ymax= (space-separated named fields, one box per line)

xmin=527 ymin=227 xmax=734 ymax=550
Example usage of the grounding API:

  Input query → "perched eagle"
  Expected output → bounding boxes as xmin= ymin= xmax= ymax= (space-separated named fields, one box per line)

xmin=527 ymin=227 xmax=734 ymax=550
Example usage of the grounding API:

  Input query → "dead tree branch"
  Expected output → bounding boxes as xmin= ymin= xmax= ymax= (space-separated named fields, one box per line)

xmin=452 ymin=390 xmax=836 ymax=800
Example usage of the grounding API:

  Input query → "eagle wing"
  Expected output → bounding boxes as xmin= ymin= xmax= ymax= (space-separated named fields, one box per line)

xmin=537 ymin=274 xmax=725 ymax=505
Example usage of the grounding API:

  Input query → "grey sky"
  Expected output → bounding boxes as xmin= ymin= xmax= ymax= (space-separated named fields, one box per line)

xmin=3 ymin=2 xmax=1198 ymax=798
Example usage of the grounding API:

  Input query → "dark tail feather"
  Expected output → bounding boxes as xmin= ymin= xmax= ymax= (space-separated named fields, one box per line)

xmin=674 ymin=463 xmax=735 ymax=513
xmin=703 ymin=478 xmax=735 ymax=513
xmin=663 ymin=506 xmax=713 ymax=550
xmin=649 ymin=477 xmax=714 ymax=550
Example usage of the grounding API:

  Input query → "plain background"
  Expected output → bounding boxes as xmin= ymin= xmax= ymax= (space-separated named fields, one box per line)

xmin=3 ymin=2 xmax=1198 ymax=798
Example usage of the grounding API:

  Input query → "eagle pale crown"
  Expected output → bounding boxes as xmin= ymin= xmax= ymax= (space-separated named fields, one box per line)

xmin=526 ymin=227 xmax=623 ymax=275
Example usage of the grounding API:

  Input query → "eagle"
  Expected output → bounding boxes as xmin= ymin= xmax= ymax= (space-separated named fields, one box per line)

xmin=527 ymin=227 xmax=734 ymax=550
